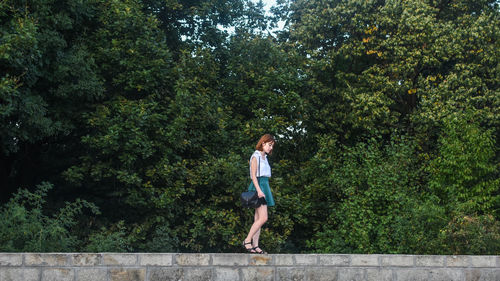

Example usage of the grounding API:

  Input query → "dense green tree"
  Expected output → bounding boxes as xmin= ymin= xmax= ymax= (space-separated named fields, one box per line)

xmin=299 ymin=136 xmax=446 ymax=254
xmin=428 ymin=111 xmax=499 ymax=215
xmin=141 ymin=0 xmax=247 ymax=51
xmin=281 ymin=0 xmax=499 ymax=253
xmin=1 ymin=0 xmax=498 ymax=254
xmin=0 ymin=0 xmax=104 ymax=193
xmin=62 ymin=0 xmax=299 ymax=252
xmin=0 ymin=182 xmax=98 ymax=252
xmin=285 ymin=0 xmax=499 ymax=139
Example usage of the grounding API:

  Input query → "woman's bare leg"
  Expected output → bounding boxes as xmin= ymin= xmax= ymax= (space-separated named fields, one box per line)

xmin=252 ymin=210 xmax=261 ymax=247
xmin=245 ymin=205 xmax=268 ymax=244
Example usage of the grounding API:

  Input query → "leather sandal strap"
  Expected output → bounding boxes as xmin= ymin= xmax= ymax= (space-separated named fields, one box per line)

xmin=253 ymin=247 xmax=265 ymax=254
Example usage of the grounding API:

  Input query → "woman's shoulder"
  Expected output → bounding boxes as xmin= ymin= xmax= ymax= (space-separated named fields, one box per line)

xmin=250 ymin=150 xmax=261 ymax=159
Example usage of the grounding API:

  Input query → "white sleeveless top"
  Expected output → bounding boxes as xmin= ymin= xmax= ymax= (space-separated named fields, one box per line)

xmin=249 ymin=150 xmax=271 ymax=178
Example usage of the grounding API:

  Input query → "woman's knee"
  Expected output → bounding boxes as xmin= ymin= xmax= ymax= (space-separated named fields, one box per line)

xmin=259 ymin=216 xmax=268 ymax=224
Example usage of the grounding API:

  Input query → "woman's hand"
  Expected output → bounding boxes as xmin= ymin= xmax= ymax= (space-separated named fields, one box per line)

xmin=257 ymin=190 xmax=265 ymax=198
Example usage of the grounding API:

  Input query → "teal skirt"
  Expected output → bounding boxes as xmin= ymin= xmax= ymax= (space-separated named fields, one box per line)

xmin=248 ymin=177 xmax=275 ymax=207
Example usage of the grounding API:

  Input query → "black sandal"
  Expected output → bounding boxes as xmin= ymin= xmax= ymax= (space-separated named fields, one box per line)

xmin=252 ymin=246 xmax=267 ymax=254
xmin=242 ymin=240 xmax=255 ymax=253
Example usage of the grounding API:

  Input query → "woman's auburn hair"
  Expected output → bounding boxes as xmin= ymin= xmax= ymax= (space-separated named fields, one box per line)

xmin=256 ymin=134 xmax=275 ymax=154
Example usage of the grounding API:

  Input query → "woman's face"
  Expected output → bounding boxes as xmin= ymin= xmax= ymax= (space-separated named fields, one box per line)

xmin=263 ymin=141 xmax=274 ymax=154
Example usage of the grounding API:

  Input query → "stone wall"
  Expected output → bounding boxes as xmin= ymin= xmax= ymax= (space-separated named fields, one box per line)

xmin=0 ymin=253 xmax=499 ymax=281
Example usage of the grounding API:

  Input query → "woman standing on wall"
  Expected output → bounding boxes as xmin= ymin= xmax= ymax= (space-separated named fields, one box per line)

xmin=243 ymin=134 xmax=275 ymax=254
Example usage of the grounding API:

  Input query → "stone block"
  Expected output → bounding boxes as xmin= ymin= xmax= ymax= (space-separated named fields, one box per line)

xmin=0 ymin=268 xmax=39 ymax=281
xmin=305 ymin=267 xmax=338 ymax=281
xmin=415 ymin=255 xmax=445 ymax=267
xmin=24 ymin=268 xmax=42 ymax=281
xmin=294 ymin=254 xmax=317 ymax=265
xmin=381 ymin=255 xmax=414 ymax=267
xmin=138 ymin=254 xmax=173 ymax=266
xmin=483 ymin=269 xmax=500 ymax=281
xmin=71 ymin=253 xmax=101 ymax=266
xmin=351 ymin=254 xmax=379 ymax=267
xmin=318 ymin=255 xmax=349 ymax=266
xmin=0 ymin=268 xmax=22 ymax=281
xmin=76 ymin=268 xmax=107 ymax=281
xmin=394 ymin=269 xmax=429 ymax=281
xmin=103 ymin=254 xmax=137 ymax=266
xmin=149 ymin=268 xmax=183 ymax=281
xmin=149 ymin=267 xmax=212 ymax=281
xmin=470 ymin=256 xmax=497 ymax=268
xmin=42 ymin=268 xmax=74 ymax=281
xmin=249 ymin=255 xmax=272 ymax=266
xmin=338 ymin=268 xmax=364 ymax=280
xmin=175 ymin=253 xmax=210 ymax=266
xmin=0 ymin=254 xmax=22 ymax=266
xmin=465 ymin=269 xmax=500 ymax=281
xmin=365 ymin=268 xmax=393 ymax=281
xmin=214 ymin=267 xmax=239 ymax=281
xmin=183 ymin=267 xmax=214 ymax=281
xmin=428 ymin=268 xmax=465 ymax=281
xmin=241 ymin=267 xmax=274 ymax=281
xmin=274 ymin=254 xmax=294 ymax=266
xmin=447 ymin=256 xmax=469 ymax=267
xmin=465 ymin=269 xmax=481 ymax=281
xmin=212 ymin=254 xmax=248 ymax=266
xmin=277 ymin=267 xmax=305 ymax=281
xmin=110 ymin=268 xmax=146 ymax=281
xmin=25 ymin=253 xmax=68 ymax=266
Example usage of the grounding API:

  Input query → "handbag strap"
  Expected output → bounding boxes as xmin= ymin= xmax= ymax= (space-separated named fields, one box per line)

xmin=258 ymin=155 xmax=260 ymax=177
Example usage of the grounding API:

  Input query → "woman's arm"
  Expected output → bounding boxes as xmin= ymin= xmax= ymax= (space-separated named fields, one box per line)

xmin=250 ymin=156 xmax=265 ymax=198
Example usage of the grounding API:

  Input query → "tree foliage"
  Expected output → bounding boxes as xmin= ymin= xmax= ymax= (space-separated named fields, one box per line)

xmin=1 ymin=0 xmax=498 ymax=254
xmin=0 ymin=182 xmax=98 ymax=252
